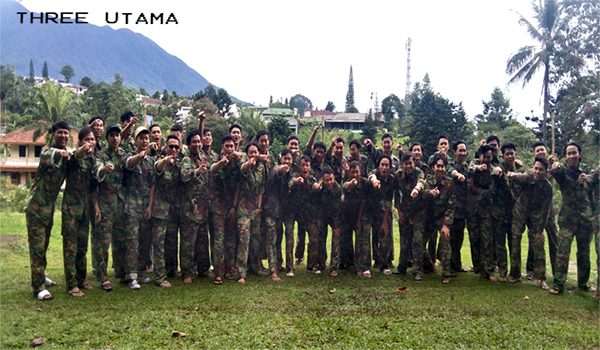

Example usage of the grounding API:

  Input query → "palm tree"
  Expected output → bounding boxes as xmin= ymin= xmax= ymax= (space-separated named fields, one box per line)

xmin=506 ymin=0 xmax=563 ymax=150
xmin=32 ymin=82 xmax=73 ymax=141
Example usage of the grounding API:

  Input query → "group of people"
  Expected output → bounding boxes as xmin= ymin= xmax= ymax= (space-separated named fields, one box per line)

xmin=25 ymin=111 xmax=599 ymax=301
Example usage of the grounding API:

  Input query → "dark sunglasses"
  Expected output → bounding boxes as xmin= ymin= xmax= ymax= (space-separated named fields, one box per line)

xmin=168 ymin=145 xmax=180 ymax=150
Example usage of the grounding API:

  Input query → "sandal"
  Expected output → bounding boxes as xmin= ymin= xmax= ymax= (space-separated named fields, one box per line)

xmin=101 ymin=280 xmax=113 ymax=292
xmin=36 ymin=289 xmax=53 ymax=301
xmin=78 ymin=281 xmax=93 ymax=290
xmin=361 ymin=270 xmax=372 ymax=278
xmin=548 ymin=287 xmax=562 ymax=295
xmin=68 ymin=287 xmax=85 ymax=297
xmin=159 ymin=280 xmax=172 ymax=288
xmin=213 ymin=277 xmax=224 ymax=285
xmin=271 ymin=273 xmax=281 ymax=282
xmin=441 ymin=277 xmax=450 ymax=284
xmin=238 ymin=278 xmax=246 ymax=285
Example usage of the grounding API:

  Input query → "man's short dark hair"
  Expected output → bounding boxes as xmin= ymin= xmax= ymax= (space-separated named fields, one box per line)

xmin=437 ymin=134 xmax=449 ymax=142
xmin=381 ymin=133 xmax=393 ymax=141
xmin=300 ymin=155 xmax=312 ymax=163
xmin=287 ymin=135 xmax=299 ymax=143
xmin=166 ymin=134 xmax=180 ymax=144
xmin=334 ymin=137 xmax=345 ymax=144
xmin=120 ymin=111 xmax=134 ymax=123
xmin=221 ymin=135 xmax=234 ymax=144
xmin=51 ymin=121 xmax=70 ymax=133
xmin=280 ymin=149 xmax=292 ymax=159
xmin=452 ymin=141 xmax=466 ymax=152
xmin=532 ymin=141 xmax=546 ymax=150
xmin=501 ymin=143 xmax=516 ymax=154
xmin=534 ymin=156 xmax=549 ymax=170
xmin=78 ymin=126 xmax=94 ymax=142
xmin=245 ymin=142 xmax=259 ymax=153
xmin=202 ymin=128 xmax=212 ymax=136
xmin=478 ymin=144 xmax=493 ymax=156
xmin=88 ymin=116 xmax=103 ymax=125
xmin=401 ymin=153 xmax=413 ymax=163
xmin=255 ymin=130 xmax=269 ymax=141
xmin=229 ymin=123 xmax=242 ymax=133
xmin=149 ymin=123 xmax=161 ymax=132
xmin=349 ymin=140 xmax=361 ymax=149
xmin=378 ymin=155 xmax=392 ymax=166
xmin=313 ymin=142 xmax=326 ymax=151
xmin=486 ymin=135 xmax=500 ymax=144
xmin=170 ymin=124 xmax=183 ymax=132
xmin=410 ymin=143 xmax=422 ymax=152
xmin=349 ymin=160 xmax=361 ymax=170
xmin=564 ymin=141 xmax=582 ymax=156
xmin=186 ymin=129 xmax=202 ymax=146
xmin=322 ymin=167 xmax=334 ymax=176
xmin=429 ymin=152 xmax=448 ymax=167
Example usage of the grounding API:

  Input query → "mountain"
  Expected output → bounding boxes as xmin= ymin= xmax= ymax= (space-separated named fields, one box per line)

xmin=0 ymin=1 xmax=211 ymax=96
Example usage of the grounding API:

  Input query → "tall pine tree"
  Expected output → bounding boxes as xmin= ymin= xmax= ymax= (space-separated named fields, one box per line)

xmin=345 ymin=65 xmax=358 ymax=113
xmin=28 ymin=59 xmax=34 ymax=83
xmin=42 ymin=61 xmax=48 ymax=79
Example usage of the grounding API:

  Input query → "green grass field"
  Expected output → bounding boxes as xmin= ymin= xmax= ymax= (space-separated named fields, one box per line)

xmin=0 ymin=212 xmax=598 ymax=349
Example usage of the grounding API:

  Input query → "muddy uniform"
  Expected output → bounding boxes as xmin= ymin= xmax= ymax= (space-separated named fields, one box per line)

xmin=343 ymin=177 xmax=376 ymax=273
xmin=289 ymin=173 xmax=320 ymax=271
xmin=447 ymin=159 xmax=469 ymax=272
xmin=317 ymin=182 xmax=343 ymax=272
xmin=370 ymin=170 xmax=397 ymax=271
xmin=423 ymin=174 xmax=455 ymax=277
xmin=395 ymin=167 xmax=426 ymax=274
xmin=263 ymin=168 xmax=293 ymax=273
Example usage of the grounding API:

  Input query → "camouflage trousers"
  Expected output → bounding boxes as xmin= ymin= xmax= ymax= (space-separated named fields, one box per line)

xmin=510 ymin=215 xmax=546 ymax=280
xmin=61 ymin=208 xmax=90 ymax=290
xmin=526 ymin=207 xmax=558 ymax=276
xmin=372 ymin=208 xmax=394 ymax=270
xmin=165 ymin=208 xmax=183 ymax=277
xmin=340 ymin=223 xmax=355 ymax=269
xmin=493 ymin=215 xmax=511 ymax=277
xmin=433 ymin=222 xmax=452 ymax=277
xmin=469 ymin=212 xmax=495 ymax=278
xmin=180 ymin=215 xmax=209 ymax=279
xmin=407 ymin=215 xmax=426 ymax=275
xmin=466 ymin=213 xmax=481 ymax=273
xmin=345 ymin=218 xmax=372 ymax=273
xmin=151 ymin=218 xmax=168 ymax=283
xmin=116 ymin=213 xmax=143 ymax=281
xmin=236 ymin=206 xmax=261 ymax=278
xmin=594 ymin=228 xmax=599 ymax=293
xmin=93 ymin=198 xmax=126 ymax=283
xmin=295 ymin=222 xmax=308 ymax=261
xmin=302 ymin=217 xmax=324 ymax=271
xmin=325 ymin=220 xmax=343 ymax=273
xmin=552 ymin=222 xmax=592 ymax=292
xmin=264 ymin=216 xmax=282 ymax=272
xmin=450 ymin=217 xmax=466 ymax=272
xmin=137 ymin=219 xmax=153 ymax=278
xmin=397 ymin=216 xmax=416 ymax=273
xmin=424 ymin=223 xmax=437 ymax=271
xmin=26 ymin=212 xmax=53 ymax=294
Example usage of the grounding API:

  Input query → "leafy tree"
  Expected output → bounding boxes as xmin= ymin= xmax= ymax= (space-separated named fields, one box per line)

xmin=139 ymin=88 xmax=148 ymax=96
xmin=28 ymin=59 xmax=34 ymax=83
xmin=268 ymin=115 xmax=292 ymax=146
xmin=381 ymin=94 xmax=404 ymax=129
xmin=289 ymin=94 xmax=313 ymax=116
xmin=60 ymin=65 xmax=75 ymax=83
xmin=161 ymin=89 xmax=170 ymax=104
xmin=82 ymin=81 xmax=140 ymax=125
xmin=405 ymin=76 xmax=473 ymax=155
xmin=237 ymin=108 xmax=266 ymax=142
xmin=475 ymin=88 xmax=513 ymax=132
xmin=79 ymin=76 xmax=94 ymax=88
xmin=345 ymin=65 xmax=357 ymax=112
xmin=42 ymin=61 xmax=48 ymax=79
xmin=216 ymin=88 xmax=233 ymax=116
xmin=361 ymin=113 xmax=378 ymax=141
xmin=152 ymin=90 xmax=161 ymax=99
xmin=325 ymin=101 xmax=335 ymax=112
xmin=32 ymin=82 xmax=74 ymax=140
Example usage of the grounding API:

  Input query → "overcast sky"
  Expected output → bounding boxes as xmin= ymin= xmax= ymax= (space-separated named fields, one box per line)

xmin=20 ymin=0 xmax=545 ymax=121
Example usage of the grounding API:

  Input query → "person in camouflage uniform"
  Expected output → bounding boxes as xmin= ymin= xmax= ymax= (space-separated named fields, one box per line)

xmin=121 ymin=126 xmax=156 ymax=289
xmin=263 ymin=149 xmax=295 ymax=281
xmin=447 ymin=141 xmax=469 ymax=273
xmin=209 ymin=135 xmax=243 ymax=284
xmin=395 ymin=153 xmax=426 ymax=277
xmin=410 ymin=143 xmax=431 ymax=175
xmin=369 ymin=155 xmax=397 ymax=275
xmin=61 ymin=127 xmax=96 ymax=297
xmin=468 ymin=144 xmax=504 ymax=281
xmin=549 ymin=142 xmax=594 ymax=294
xmin=423 ymin=153 xmax=456 ymax=283
xmin=314 ymin=169 xmax=343 ymax=276
xmin=584 ymin=167 xmax=600 ymax=299
xmin=179 ymin=130 xmax=210 ymax=284
xmin=151 ymin=135 xmax=184 ymax=288
xmin=506 ymin=157 xmax=553 ymax=288
xmin=119 ymin=111 xmax=137 ymax=154
xmin=289 ymin=156 xmax=321 ymax=273
xmin=236 ymin=143 xmax=267 ymax=284
xmin=94 ymin=124 xmax=128 ymax=291
xmin=26 ymin=121 xmax=70 ymax=300
xmin=492 ymin=143 xmax=524 ymax=281
xmin=343 ymin=161 xmax=376 ymax=278
xmin=253 ymin=130 xmax=274 ymax=275
xmin=525 ymin=142 xmax=559 ymax=278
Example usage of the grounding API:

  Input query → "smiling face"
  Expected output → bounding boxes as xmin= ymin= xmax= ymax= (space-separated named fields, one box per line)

xmin=433 ymin=159 xmax=446 ymax=177
xmin=189 ymin=134 xmax=202 ymax=152
xmin=202 ymin=131 xmax=212 ymax=147
xmin=437 ymin=138 xmax=449 ymax=154
xmin=480 ymin=150 xmax=493 ymax=165
xmin=532 ymin=160 xmax=546 ymax=181
xmin=382 ymin=137 xmax=392 ymax=152
xmin=281 ymin=153 xmax=293 ymax=167
xmin=402 ymin=158 xmax=415 ymax=174
xmin=247 ymin=145 xmax=259 ymax=159
xmin=287 ymin=138 xmax=299 ymax=153
xmin=565 ymin=145 xmax=580 ymax=168
xmin=502 ymin=148 xmax=516 ymax=165
xmin=323 ymin=172 xmax=335 ymax=188
xmin=166 ymin=138 xmax=180 ymax=156
xmin=91 ymin=120 xmax=104 ymax=140
xmin=455 ymin=143 xmax=467 ymax=162
xmin=411 ymin=145 xmax=423 ymax=161
xmin=534 ymin=145 xmax=547 ymax=159
xmin=80 ymin=132 xmax=96 ymax=149
xmin=258 ymin=134 xmax=270 ymax=153
xmin=222 ymin=139 xmax=235 ymax=155
xmin=334 ymin=141 xmax=344 ymax=157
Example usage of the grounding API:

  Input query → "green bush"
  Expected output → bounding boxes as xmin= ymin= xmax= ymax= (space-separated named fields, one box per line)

xmin=0 ymin=178 xmax=30 ymax=212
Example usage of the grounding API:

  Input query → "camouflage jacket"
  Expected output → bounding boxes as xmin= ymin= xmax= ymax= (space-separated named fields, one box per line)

xmin=95 ymin=146 xmax=127 ymax=203
xmin=152 ymin=154 xmax=183 ymax=220
xmin=369 ymin=170 xmax=397 ymax=211
xmin=263 ymin=168 xmax=292 ymax=218
xmin=468 ymin=160 xmax=500 ymax=212
xmin=447 ymin=159 xmax=470 ymax=219
xmin=317 ymin=181 xmax=343 ymax=219
xmin=509 ymin=172 xmax=553 ymax=224
xmin=423 ymin=174 xmax=455 ymax=226
xmin=394 ymin=167 xmax=426 ymax=216
xmin=325 ymin=153 xmax=346 ymax=184
xmin=550 ymin=164 xmax=594 ymax=227
xmin=211 ymin=157 xmax=242 ymax=205
xmin=345 ymin=154 xmax=369 ymax=180
xmin=288 ymin=172 xmax=318 ymax=219
xmin=180 ymin=153 xmax=210 ymax=222
xmin=26 ymin=147 xmax=69 ymax=221
xmin=123 ymin=153 xmax=156 ymax=217
xmin=343 ymin=177 xmax=376 ymax=217
xmin=238 ymin=158 xmax=267 ymax=212
xmin=62 ymin=154 xmax=95 ymax=218
xmin=494 ymin=160 xmax=524 ymax=219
